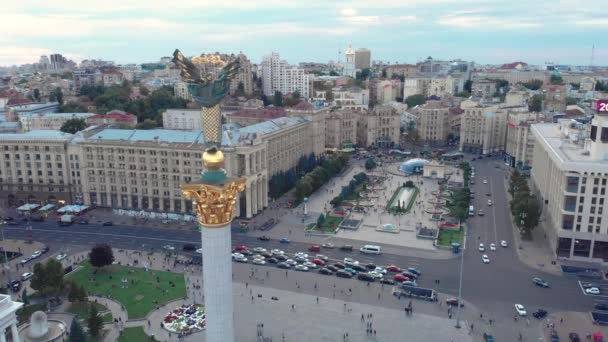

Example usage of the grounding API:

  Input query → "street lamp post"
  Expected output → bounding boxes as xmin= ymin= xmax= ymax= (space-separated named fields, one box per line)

xmin=455 ymin=233 xmax=465 ymax=329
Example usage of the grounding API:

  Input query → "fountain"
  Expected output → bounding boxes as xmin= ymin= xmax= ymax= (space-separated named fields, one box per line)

xmin=19 ymin=311 xmax=66 ymax=342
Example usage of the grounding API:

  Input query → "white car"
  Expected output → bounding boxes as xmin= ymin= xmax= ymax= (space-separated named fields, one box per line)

xmin=234 ymin=255 xmax=248 ymax=263
xmin=253 ymin=254 xmax=265 ymax=260
xmin=196 ymin=248 xmax=203 ymax=254
xmin=55 ymin=253 xmax=67 ymax=261
xmin=271 ymin=249 xmax=284 ymax=255
xmin=31 ymin=250 xmax=42 ymax=258
xmin=344 ymin=258 xmax=359 ymax=266
xmin=368 ymin=271 xmax=384 ymax=279
xmin=285 ymin=259 xmax=298 ymax=266
xmin=500 ymin=240 xmax=508 ymax=248
xmin=253 ymin=247 xmax=267 ymax=253
xmin=303 ymin=261 xmax=317 ymax=269
xmin=487 ymin=200 xmax=493 ymax=206
xmin=515 ymin=304 xmax=527 ymax=316
xmin=252 ymin=258 xmax=266 ymax=265
xmin=586 ymin=287 xmax=601 ymax=295
xmin=315 ymin=254 xmax=329 ymax=261
xmin=478 ymin=243 xmax=485 ymax=252
xmin=21 ymin=272 xmax=33 ymax=281
xmin=20 ymin=258 xmax=30 ymax=265
xmin=482 ymin=254 xmax=490 ymax=264
xmin=163 ymin=245 xmax=175 ymax=251
xmin=231 ymin=252 xmax=244 ymax=259
xmin=294 ymin=252 xmax=308 ymax=259
xmin=321 ymin=243 xmax=335 ymax=249
xmin=490 ymin=243 xmax=496 ymax=251
xmin=374 ymin=267 xmax=387 ymax=274
xmin=295 ymin=264 xmax=309 ymax=272
xmin=483 ymin=179 xmax=488 ymax=184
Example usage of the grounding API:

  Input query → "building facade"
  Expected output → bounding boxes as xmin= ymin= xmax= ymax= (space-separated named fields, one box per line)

xmin=325 ymin=110 xmax=358 ymax=148
xmin=261 ymin=53 xmax=311 ymax=98
xmin=229 ymin=53 xmax=253 ymax=96
xmin=416 ymin=100 xmax=450 ymax=143
xmin=505 ymin=112 xmax=541 ymax=168
xmin=376 ymin=79 xmax=402 ymax=104
xmin=403 ymin=76 xmax=462 ymax=99
xmin=530 ymin=117 xmax=608 ymax=263
xmin=19 ymin=113 xmax=95 ymax=132
xmin=174 ymin=81 xmax=194 ymax=102
xmin=162 ymin=109 xmax=202 ymax=130
xmin=356 ymin=105 xmax=400 ymax=148
xmin=354 ymin=48 xmax=371 ymax=70
xmin=343 ymin=46 xmax=356 ymax=78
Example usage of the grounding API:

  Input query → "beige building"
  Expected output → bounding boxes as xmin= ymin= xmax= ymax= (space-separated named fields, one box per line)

xmin=19 ymin=113 xmax=95 ymax=132
xmin=471 ymin=79 xmax=495 ymax=101
xmin=286 ymin=103 xmax=328 ymax=158
xmin=102 ymin=70 xmax=124 ymax=86
xmin=541 ymin=84 xmax=567 ymax=113
xmin=530 ymin=116 xmax=608 ymax=262
xmin=459 ymin=103 xmax=504 ymax=154
xmin=384 ymin=64 xmax=417 ymax=78
xmin=505 ymin=112 xmax=542 ymax=168
xmin=472 ymin=71 xmax=549 ymax=85
xmin=226 ymin=107 xmax=286 ymax=127
xmin=229 ymin=53 xmax=254 ymax=96
xmin=354 ymin=48 xmax=371 ymax=70
xmin=0 ymin=130 xmax=75 ymax=206
xmin=403 ymin=76 xmax=462 ymax=99
xmin=356 ymin=105 xmax=400 ymax=148
xmin=174 ymin=81 xmax=194 ymax=102
xmin=325 ymin=110 xmax=358 ymax=148
xmin=162 ymin=109 xmax=202 ymax=130
xmin=376 ymin=79 xmax=402 ymax=104
xmin=416 ymin=100 xmax=450 ymax=143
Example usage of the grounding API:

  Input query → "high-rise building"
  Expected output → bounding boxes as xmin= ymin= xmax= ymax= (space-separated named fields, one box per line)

xmin=261 ymin=53 xmax=311 ymax=98
xmin=354 ymin=48 xmax=371 ymax=70
xmin=529 ymin=116 xmax=608 ymax=262
xmin=229 ymin=53 xmax=253 ymax=96
xmin=505 ymin=112 xmax=542 ymax=168
xmin=343 ymin=45 xmax=356 ymax=78
xmin=49 ymin=54 xmax=67 ymax=71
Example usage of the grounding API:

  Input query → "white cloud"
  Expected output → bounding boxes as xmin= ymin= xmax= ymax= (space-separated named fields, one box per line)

xmin=338 ymin=14 xmax=417 ymax=26
xmin=0 ymin=46 xmax=52 ymax=66
xmin=340 ymin=8 xmax=358 ymax=16
xmin=437 ymin=14 xmax=542 ymax=29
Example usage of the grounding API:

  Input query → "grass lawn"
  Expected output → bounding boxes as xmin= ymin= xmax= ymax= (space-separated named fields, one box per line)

xmin=437 ymin=229 xmax=464 ymax=247
xmin=119 ymin=327 xmax=159 ymax=342
xmin=66 ymin=301 xmax=111 ymax=321
xmin=309 ymin=215 xmax=343 ymax=233
xmin=67 ymin=263 xmax=186 ymax=319
xmin=16 ymin=304 xmax=46 ymax=325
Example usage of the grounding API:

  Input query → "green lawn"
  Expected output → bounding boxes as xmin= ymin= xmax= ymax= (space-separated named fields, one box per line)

xmin=309 ymin=215 xmax=343 ymax=233
xmin=67 ymin=263 xmax=186 ymax=319
xmin=119 ymin=327 xmax=159 ymax=342
xmin=437 ymin=229 xmax=464 ymax=247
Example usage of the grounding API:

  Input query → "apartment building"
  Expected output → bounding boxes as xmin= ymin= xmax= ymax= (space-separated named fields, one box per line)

xmin=325 ymin=110 xmax=358 ymax=148
xmin=174 ymin=81 xmax=194 ymax=102
xmin=541 ymin=84 xmax=567 ymax=113
xmin=471 ymin=79 xmax=495 ymax=101
xmin=403 ymin=76 xmax=463 ymax=99
xmin=505 ymin=112 xmax=542 ymax=168
xmin=229 ymin=53 xmax=254 ymax=96
xmin=356 ymin=105 xmax=400 ymax=148
xmin=530 ymin=116 xmax=608 ymax=262
xmin=19 ymin=113 xmax=95 ymax=132
xmin=354 ymin=48 xmax=371 ymax=70
xmin=286 ymin=103 xmax=328 ymax=158
xmin=162 ymin=109 xmax=202 ymax=130
xmin=459 ymin=103 xmax=504 ymax=154
xmin=416 ymin=100 xmax=450 ymax=143
xmin=261 ymin=52 xmax=311 ymax=98
xmin=376 ymin=80 xmax=402 ymax=104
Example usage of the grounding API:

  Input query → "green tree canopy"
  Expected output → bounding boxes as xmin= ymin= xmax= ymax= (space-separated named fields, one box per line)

xmin=405 ymin=94 xmax=426 ymax=108
xmin=381 ymin=69 xmax=387 ymax=78
xmin=365 ymin=157 xmax=377 ymax=170
xmin=60 ymin=102 xmax=88 ymax=113
xmin=87 ymin=305 xmax=104 ymax=338
xmin=60 ymin=118 xmax=87 ymax=134
xmin=464 ymin=80 xmax=472 ymax=93
xmin=521 ymin=79 xmax=544 ymax=90
xmin=30 ymin=259 xmax=65 ymax=299
xmin=528 ymin=94 xmax=543 ymax=112
xmin=49 ymin=87 xmax=64 ymax=105
xmin=356 ymin=68 xmax=371 ymax=80
xmin=273 ymin=91 xmax=283 ymax=107
xmin=317 ymin=213 xmax=325 ymax=227
xmin=89 ymin=244 xmax=115 ymax=268
xmin=69 ymin=319 xmax=87 ymax=342
xmin=565 ymin=97 xmax=577 ymax=105
xmin=33 ymin=88 xmax=40 ymax=101
xmin=550 ymin=74 xmax=564 ymax=85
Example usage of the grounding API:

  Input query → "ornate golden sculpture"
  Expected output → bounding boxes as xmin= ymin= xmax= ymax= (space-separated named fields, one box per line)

xmin=182 ymin=178 xmax=246 ymax=228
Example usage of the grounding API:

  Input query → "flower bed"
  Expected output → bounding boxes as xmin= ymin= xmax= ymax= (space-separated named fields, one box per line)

xmin=163 ymin=304 xmax=205 ymax=334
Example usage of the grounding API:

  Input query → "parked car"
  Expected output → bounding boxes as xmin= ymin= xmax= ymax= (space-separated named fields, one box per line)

xmin=279 ymin=238 xmax=290 ymax=244
xmin=339 ymin=245 xmax=353 ymax=252
xmin=315 ymin=254 xmax=329 ymax=261
xmin=41 ymin=246 xmax=50 ymax=254
xmin=277 ymin=262 xmax=291 ymax=269
xmin=594 ymin=303 xmax=608 ymax=311
xmin=253 ymin=247 xmax=267 ymax=253
xmin=266 ymin=257 xmax=278 ymax=264
xmin=162 ymin=245 xmax=175 ymax=251
xmin=326 ymin=265 xmax=339 ymax=272
xmin=380 ymin=278 xmax=395 ymax=285
xmin=318 ymin=268 xmax=333 ymax=275
xmin=532 ymin=277 xmax=549 ymax=288
xmin=333 ymin=262 xmax=345 ymax=269
xmin=402 ymin=281 xmax=417 ymax=287
xmin=55 ymin=253 xmax=67 ymax=261
xmin=182 ymin=243 xmax=197 ymax=251
xmin=586 ymin=287 xmax=601 ymax=295
xmin=569 ymin=332 xmax=580 ymax=342
xmin=365 ymin=263 xmax=377 ymax=270
xmin=31 ymin=250 xmax=42 ymax=258
xmin=386 ymin=265 xmax=402 ymax=272
xmin=343 ymin=258 xmax=359 ymax=267
xmin=336 ymin=270 xmax=353 ymax=278
xmin=343 ymin=267 xmax=358 ymax=275
xmin=102 ymin=221 xmax=113 ymax=226
xmin=21 ymin=272 xmax=33 ymax=281
xmin=258 ymin=236 xmax=270 ymax=241
xmin=275 ymin=254 xmax=288 ymax=261
xmin=357 ymin=273 xmax=375 ymax=282
xmin=252 ymin=258 xmax=266 ymax=265
xmin=352 ymin=265 xmax=367 ymax=272
xmin=393 ymin=274 xmax=410 ymax=282
xmin=312 ymin=258 xmax=325 ymax=266
xmin=234 ymin=244 xmax=248 ymax=251
xmin=407 ymin=267 xmax=421 ymax=276
xmin=515 ymin=304 xmax=527 ymax=316
xmin=321 ymin=243 xmax=335 ymax=249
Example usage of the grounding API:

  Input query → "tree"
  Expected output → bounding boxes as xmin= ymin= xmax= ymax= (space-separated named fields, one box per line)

xmin=404 ymin=180 xmax=415 ymax=188
xmin=317 ymin=214 xmax=325 ymax=228
xmin=33 ymin=88 xmax=40 ymax=101
xmin=528 ymin=94 xmax=543 ymax=112
xmin=68 ymin=282 xmax=87 ymax=303
xmin=235 ymin=81 xmax=245 ymax=97
xmin=565 ymin=97 xmax=577 ymax=106
xmin=365 ymin=157 xmax=377 ymax=170
xmin=69 ymin=319 xmax=87 ymax=342
xmin=139 ymin=86 xmax=150 ymax=96
xmin=381 ymin=69 xmax=387 ymax=78
xmin=356 ymin=68 xmax=371 ymax=80
xmin=570 ymin=83 xmax=580 ymax=90
xmin=273 ymin=91 xmax=283 ymax=107
xmin=494 ymin=79 xmax=509 ymax=95
xmin=455 ymin=91 xmax=470 ymax=98
xmin=405 ymin=94 xmax=426 ymax=108
xmin=49 ymin=87 xmax=64 ymax=105
xmin=596 ymin=81 xmax=607 ymax=92
xmin=89 ymin=244 xmax=114 ymax=269
xmin=21 ymin=288 xmax=29 ymax=306
xmin=261 ymin=94 xmax=271 ymax=106
xmin=60 ymin=102 xmax=87 ymax=113
xmin=521 ymin=79 xmax=544 ymax=90
xmin=329 ymin=70 xmax=339 ymax=76
xmin=464 ymin=80 xmax=472 ymax=93
xmin=87 ymin=304 xmax=104 ymax=338
xmin=30 ymin=259 xmax=65 ymax=299
xmin=550 ymin=74 xmax=564 ymax=85
xmin=60 ymin=118 xmax=87 ymax=134
xmin=136 ymin=119 xmax=157 ymax=129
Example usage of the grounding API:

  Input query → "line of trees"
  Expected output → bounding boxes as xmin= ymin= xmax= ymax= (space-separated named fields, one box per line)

xmin=446 ymin=162 xmax=472 ymax=221
xmin=509 ymin=169 xmax=541 ymax=235
xmin=268 ymin=153 xmax=317 ymax=199
xmin=294 ymin=153 xmax=349 ymax=201
xmin=330 ymin=172 xmax=368 ymax=207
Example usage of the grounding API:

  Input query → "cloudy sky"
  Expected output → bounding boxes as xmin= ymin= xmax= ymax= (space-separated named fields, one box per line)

xmin=0 ymin=0 xmax=606 ymax=66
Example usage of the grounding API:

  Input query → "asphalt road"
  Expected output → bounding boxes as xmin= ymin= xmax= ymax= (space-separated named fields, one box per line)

xmin=1 ymin=157 xmax=595 ymax=322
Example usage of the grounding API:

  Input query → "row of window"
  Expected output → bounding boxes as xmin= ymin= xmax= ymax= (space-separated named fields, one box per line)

xmin=2 ymin=145 xmax=61 ymax=152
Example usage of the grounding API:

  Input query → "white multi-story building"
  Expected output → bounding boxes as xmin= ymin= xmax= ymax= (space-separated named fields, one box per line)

xmin=19 ymin=113 xmax=95 ymax=132
xmin=530 ymin=116 xmax=608 ymax=262
xmin=416 ymin=100 xmax=450 ymax=143
xmin=174 ymin=81 xmax=194 ymax=102
xmin=403 ymin=76 xmax=463 ymax=99
xmin=162 ymin=109 xmax=202 ymax=130
xmin=505 ymin=112 xmax=542 ymax=168
xmin=261 ymin=53 xmax=311 ymax=98
xmin=333 ymin=87 xmax=369 ymax=110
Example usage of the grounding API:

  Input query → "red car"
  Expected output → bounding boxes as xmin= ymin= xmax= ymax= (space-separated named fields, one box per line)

xmin=393 ymin=274 xmax=410 ymax=282
xmin=312 ymin=258 xmax=325 ymax=266
xmin=386 ymin=265 xmax=402 ymax=272
xmin=234 ymin=245 xmax=248 ymax=251
xmin=308 ymin=245 xmax=321 ymax=252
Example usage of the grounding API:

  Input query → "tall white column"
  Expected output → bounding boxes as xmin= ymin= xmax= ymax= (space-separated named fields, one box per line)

xmin=201 ymin=225 xmax=234 ymax=342
xmin=0 ymin=327 xmax=6 ymax=342
xmin=245 ymin=186 xmax=252 ymax=218
xmin=10 ymin=323 xmax=19 ymax=342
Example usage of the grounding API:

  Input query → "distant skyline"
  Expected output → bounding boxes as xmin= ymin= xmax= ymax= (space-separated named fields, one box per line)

xmin=1 ymin=0 xmax=606 ymax=67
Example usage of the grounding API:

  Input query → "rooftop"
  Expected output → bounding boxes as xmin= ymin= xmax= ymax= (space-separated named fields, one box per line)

xmin=0 ymin=130 xmax=73 ymax=141
xmin=228 ymin=107 xmax=286 ymax=120
xmin=19 ymin=112 xmax=95 ymax=119
xmin=532 ymin=122 xmax=603 ymax=165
